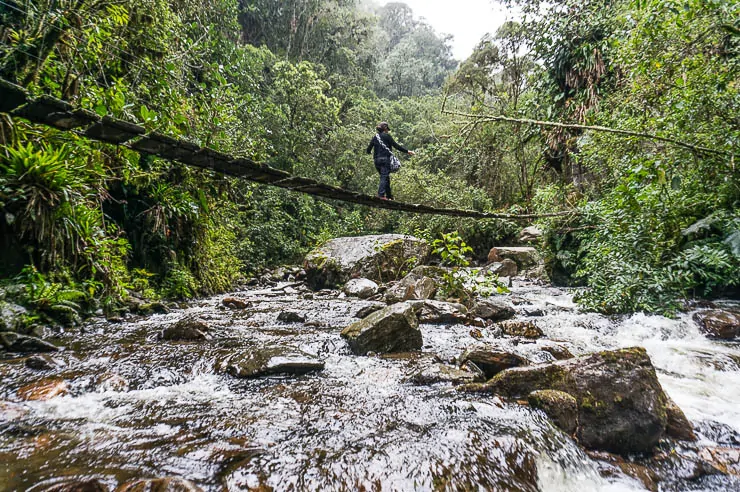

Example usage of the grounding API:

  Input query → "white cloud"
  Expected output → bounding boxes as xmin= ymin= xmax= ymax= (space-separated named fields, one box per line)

xmin=380 ymin=0 xmax=518 ymax=60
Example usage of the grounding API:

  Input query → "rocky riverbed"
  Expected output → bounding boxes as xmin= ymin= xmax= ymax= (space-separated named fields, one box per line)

xmin=1 ymin=235 xmax=740 ymax=491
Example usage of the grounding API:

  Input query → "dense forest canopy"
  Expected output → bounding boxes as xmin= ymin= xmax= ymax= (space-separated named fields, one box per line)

xmin=0 ymin=0 xmax=738 ymax=326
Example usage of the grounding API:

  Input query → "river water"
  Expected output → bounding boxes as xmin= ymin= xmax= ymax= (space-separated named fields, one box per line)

xmin=1 ymin=281 xmax=739 ymax=491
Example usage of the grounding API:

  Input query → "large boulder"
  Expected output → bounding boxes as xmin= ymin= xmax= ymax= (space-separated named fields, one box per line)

xmin=528 ymin=389 xmax=578 ymax=436
xmin=464 ymin=347 xmax=671 ymax=455
xmin=303 ymin=235 xmax=429 ymax=289
xmin=341 ymin=302 xmax=422 ymax=355
xmin=343 ymin=278 xmax=379 ymax=299
xmin=0 ymin=332 xmax=60 ymax=352
xmin=217 ymin=347 xmax=324 ymax=378
xmin=693 ymin=309 xmax=740 ymax=340
xmin=487 ymin=247 xmax=540 ymax=269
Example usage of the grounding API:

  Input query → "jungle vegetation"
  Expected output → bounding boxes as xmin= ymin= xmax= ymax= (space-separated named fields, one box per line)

xmin=0 ymin=0 xmax=738 ymax=322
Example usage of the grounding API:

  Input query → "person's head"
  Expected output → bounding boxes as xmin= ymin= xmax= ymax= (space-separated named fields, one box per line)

xmin=376 ymin=122 xmax=390 ymax=133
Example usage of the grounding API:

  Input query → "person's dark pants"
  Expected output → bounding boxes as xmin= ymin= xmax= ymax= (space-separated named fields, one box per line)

xmin=375 ymin=159 xmax=392 ymax=198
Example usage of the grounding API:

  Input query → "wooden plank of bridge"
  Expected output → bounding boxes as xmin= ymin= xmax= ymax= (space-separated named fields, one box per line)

xmin=0 ymin=81 xmax=574 ymax=221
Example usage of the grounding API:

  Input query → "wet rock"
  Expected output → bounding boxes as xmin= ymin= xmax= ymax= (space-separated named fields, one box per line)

xmin=466 ymin=347 xmax=671 ymax=455
xmin=487 ymin=247 xmax=540 ymax=269
xmin=341 ymin=302 xmax=422 ymax=355
xmin=25 ymin=354 xmax=65 ymax=370
xmin=353 ymin=302 xmax=386 ymax=319
xmin=484 ymin=259 xmax=518 ymax=278
xmin=277 ymin=311 xmax=305 ymax=323
xmin=222 ymin=297 xmax=250 ymax=309
xmin=160 ymin=317 xmax=210 ymax=341
xmin=0 ymin=300 xmax=27 ymax=332
xmin=409 ymin=300 xmax=468 ymax=324
xmin=459 ymin=348 xmax=529 ymax=378
xmin=17 ymin=378 xmax=68 ymax=401
xmin=540 ymin=344 xmax=574 ymax=360
xmin=131 ymin=300 xmax=170 ymax=316
xmin=342 ymin=278 xmax=379 ymax=299
xmin=0 ymin=331 xmax=60 ymax=352
xmin=410 ymin=363 xmax=483 ymax=385
xmin=38 ymin=479 xmax=109 ymax=491
xmin=693 ymin=309 xmax=740 ymax=340
xmin=469 ymin=298 xmax=515 ymax=322
xmin=518 ymin=226 xmax=543 ymax=244
xmin=96 ymin=373 xmax=129 ymax=392
xmin=498 ymin=321 xmax=544 ymax=339
xmin=698 ymin=447 xmax=740 ymax=476
xmin=218 ymin=347 xmax=324 ymax=378
xmin=665 ymin=396 xmax=696 ymax=441
xmin=116 ymin=477 xmax=202 ymax=491
xmin=384 ymin=267 xmax=443 ymax=303
xmin=303 ymin=234 xmax=429 ymax=289
xmin=528 ymin=389 xmax=578 ymax=436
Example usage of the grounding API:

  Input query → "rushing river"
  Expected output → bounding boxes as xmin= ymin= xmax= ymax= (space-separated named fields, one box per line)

xmin=1 ymin=281 xmax=739 ymax=491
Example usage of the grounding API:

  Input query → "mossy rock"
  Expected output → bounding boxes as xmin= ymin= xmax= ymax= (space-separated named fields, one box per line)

xmin=465 ymin=347 xmax=671 ymax=455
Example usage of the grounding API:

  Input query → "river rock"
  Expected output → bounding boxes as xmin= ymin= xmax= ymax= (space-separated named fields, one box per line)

xmin=665 ymin=396 xmax=696 ymax=441
xmin=38 ymin=479 xmax=109 ymax=491
xmin=540 ymin=344 xmax=574 ymax=361
xmin=341 ymin=302 xmax=422 ymax=355
xmin=469 ymin=298 xmax=515 ymax=322
xmin=384 ymin=266 xmax=445 ymax=303
xmin=277 ymin=311 xmax=305 ymax=323
xmin=303 ymin=234 xmax=429 ymax=289
xmin=0 ymin=331 xmax=60 ymax=352
xmin=409 ymin=300 xmax=468 ymax=324
xmin=499 ymin=321 xmax=544 ymax=339
xmin=693 ymin=309 xmax=740 ymax=340
xmin=0 ymin=300 xmax=27 ymax=332
xmin=17 ymin=377 xmax=68 ymax=401
xmin=484 ymin=259 xmax=518 ymax=278
xmin=25 ymin=354 xmax=66 ymax=370
xmin=410 ymin=363 xmax=483 ymax=385
xmin=459 ymin=348 xmax=529 ymax=378
xmin=698 ymin=447 xmax=740 ymax=476
xmin=116 ymin=477 xmax=202 ymax=491
xmin=222 ymin=297 xmax=250 ymax=309
xmin=465 ymin=347 xmax=671 ymax=455
xmin=528 ymin=389 xmax=578 ymax=436
xmin=218 ymin=347 xmax=324 ymax=378
xmin=343 ymin=278 xmax=379 ymax=299
xmin=353 ymin=303 xmax=386 ymax=319
xmin=518 ymin=226 xmax=543 ymax=244
xmin=160 ymin=317 xmax=210 ymax=341
xmin=487 ymin=247 xmax=540 ymax=269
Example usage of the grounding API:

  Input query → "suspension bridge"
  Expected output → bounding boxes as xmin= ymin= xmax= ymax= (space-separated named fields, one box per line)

xmin=0 ymin=78 xmax=572 ymax=221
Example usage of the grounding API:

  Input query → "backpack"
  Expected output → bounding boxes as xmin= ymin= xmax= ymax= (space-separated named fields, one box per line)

xmin=375 ymin=134 xmax=402 ymax=173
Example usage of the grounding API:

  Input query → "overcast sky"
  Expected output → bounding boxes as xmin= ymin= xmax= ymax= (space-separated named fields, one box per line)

xmin=381 ymin=0 xmax=518 ymax=60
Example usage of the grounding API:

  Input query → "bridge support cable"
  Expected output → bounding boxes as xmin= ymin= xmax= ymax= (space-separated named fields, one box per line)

xmin=0 ymin=79 xmax=574 ymax=221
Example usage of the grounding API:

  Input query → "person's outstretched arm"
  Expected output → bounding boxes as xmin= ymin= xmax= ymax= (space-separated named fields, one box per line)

xmin=389 ymin=135 xmax=415 ymax=155
xmin=366 ymin=137 xmax=374 ymax=154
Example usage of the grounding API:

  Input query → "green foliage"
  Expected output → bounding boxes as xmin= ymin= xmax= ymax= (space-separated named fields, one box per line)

xmin=432 ymin=232 xmax=472 ymax=267
xmin=16 ymin=266 xmax=87 ymax=326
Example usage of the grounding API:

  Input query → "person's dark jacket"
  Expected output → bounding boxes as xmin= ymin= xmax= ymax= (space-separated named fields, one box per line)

xmin=366 ymin=133 xmax=408 ymax=162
